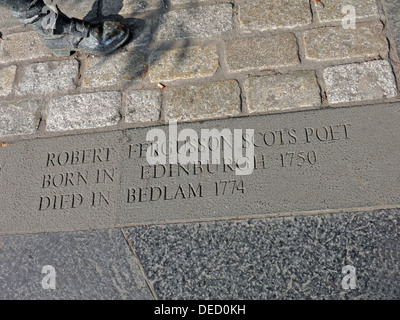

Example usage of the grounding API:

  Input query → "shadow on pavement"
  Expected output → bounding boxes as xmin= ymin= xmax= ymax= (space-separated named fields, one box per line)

xmin=74 ymin=0 xmax=202 ymax=90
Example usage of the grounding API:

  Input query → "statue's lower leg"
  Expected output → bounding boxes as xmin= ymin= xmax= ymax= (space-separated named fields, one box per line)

xmin=0 ymin=0 xmax=130 ymax=56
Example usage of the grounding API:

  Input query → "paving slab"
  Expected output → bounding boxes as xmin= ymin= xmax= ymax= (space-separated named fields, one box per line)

xmin=238 ymin=0 xmax=312 ymax=31
xmin=245 ymin=71 xmax=321 ymax=112
xmin=118 ymin=102 xmax=400 ymax=225
xmin=124 ymin=209 xmax=400 ymax=299
xmin=1 ymin=102 xmax=400 ymax=234
xmin=0 ymin=31 xmax=53 ymax=64
xmin=304 ymin=22 xmax=388 ymax=61
xmin=314 ymin=0 xmax=379 ymax=22
xmin=0 ymin=131 xmax=123 ymax=234
xmin=324 ymin=60 xmax=398 ymax=104
xmin=156 ymin=4 xmax=233 ymax=40
xmin=0 ymin=228 xmax=154 ymax=300
xmin=0 ymin=100 xmax=41 ymax=136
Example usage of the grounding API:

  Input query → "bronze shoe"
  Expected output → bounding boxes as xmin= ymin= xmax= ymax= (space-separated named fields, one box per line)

xmin=29 ymin=8 xmax=130 ymax=56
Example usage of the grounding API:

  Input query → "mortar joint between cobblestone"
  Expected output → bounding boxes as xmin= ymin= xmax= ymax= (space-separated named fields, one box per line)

xmin=293 ymin=31 xmax=305 ymax=64
xmin=35 ymin=101 xmax=48 ymax=136
xmin=230 ymin=0 xmax=240 ymax=32
xmin=386 ymin=63 xmax=400 ymax=98
xmin=376 ymin=0 xmax=400 ymax=98
xmin=308 ymin=0 xmax=317 ymax=25
xmin=120 ymin=91 xmax=128 ymax=123
xmin=236 ymin=79 xmax=248 ymax=115
xmin=73 ymin=57 xmax=84 ymax=89
xmin=213 ymin=39 xmax=229 ymax=77
xmin=159 ymin=89 xmax=168 ymax=123
xmin=314 ymin=67 xmax=329 ymax=108
xmin=117 ymin=90 xmax=125 ymax=126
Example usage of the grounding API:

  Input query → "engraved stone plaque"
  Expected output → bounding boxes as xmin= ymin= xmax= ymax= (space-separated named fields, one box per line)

xmin=118 ymin=102 xmax=400 ymax=225
xmin=1 ymin=103 xmax=400 ymax=234
xmin=0 ymin=132 xmax=122 ymax=234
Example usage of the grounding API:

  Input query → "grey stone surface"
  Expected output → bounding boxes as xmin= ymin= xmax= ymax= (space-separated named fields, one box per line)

xmin=314 ymin=0 xmax=379 ymax=22
xmin=304 ymin=22 xmax=388 ymax=61
xmin=245 ymin=71 xmax=321 ymax=112
xmin=83 ymin=51 xmax=148 ymax=88
xmin=0 ymin=131 xmax=123 ymax=234
xmin=0 ymin=7 xmax=22 ymax=30
xmin=149 ymin=45 xmax=219 ymax=82
xmin=0 ymin=100 xmax=41 ymax=136
xmin=156 ymin=4 xmax=233 ymax=40
xmin=225 ymin=34 xmax=299 ymax=72
xmin=124 ymin=209 xmax=400 ymax=299
xmin=46 ymin=91 xmax=122 ymax=131
xmin=125 ymin=89 xmax=161 ymax=123
xmin=0 ymin=0 xmax=398 ymax=301
xmin=16 ymin=60 xmax=79 ymax=97
xmin=384 ymin=0 xmax=400 ymax=57
xmin=0 ymin=0 xmax=397 ymax=140
xmin=0 ymin=31 xmax=52 ymax=64
xmin=2 ymin=102 xmax=400 ymax=234
xmin=324 ymin=60 xmax=398 ymax=104
xmin=118 ymin=102 xmax=400 ymax=226
xmin=239 ymin=0 xmax=312 ymax=31
xmin=0 ymin=65 xmax=16 ymax=97
xmin=0 ymin=228 xmax=154 ymax=299
xmin=164 ymin=80 xmax=241 ymax=121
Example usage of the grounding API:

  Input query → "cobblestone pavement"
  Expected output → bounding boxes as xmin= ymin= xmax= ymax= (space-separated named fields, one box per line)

xmin=0 ymin=0 xmax=400 ymax=300
xmin=0 ymin=0 xmax=399 ymax=140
